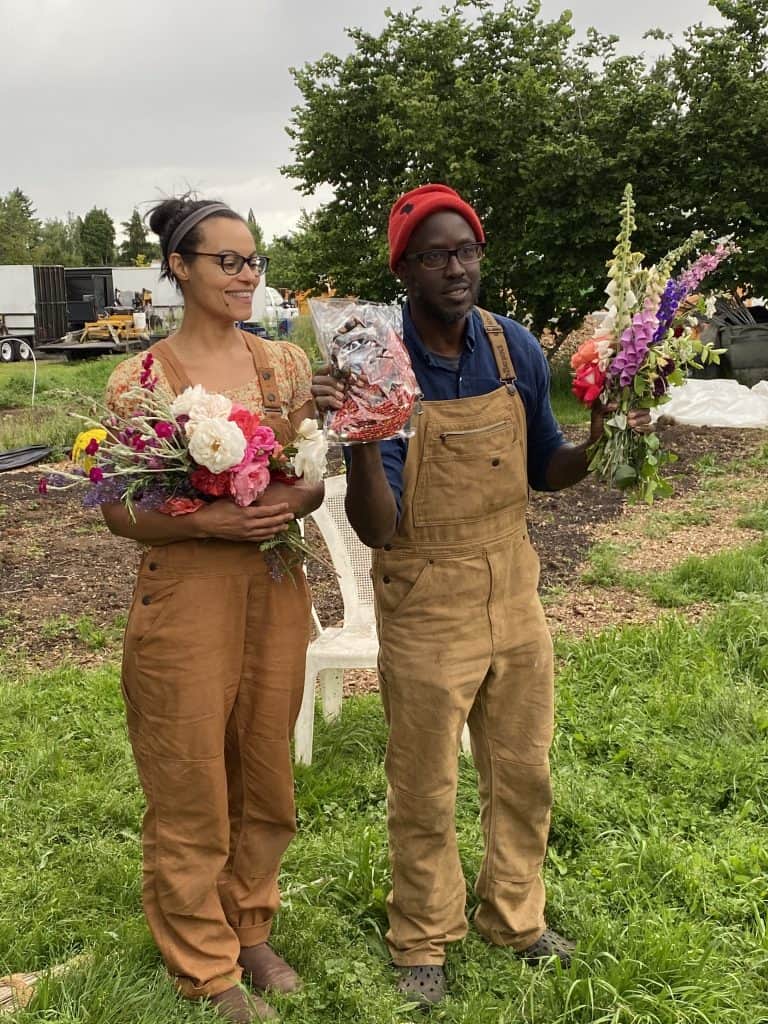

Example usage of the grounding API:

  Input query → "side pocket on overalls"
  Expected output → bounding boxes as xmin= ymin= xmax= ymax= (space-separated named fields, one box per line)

xmin=373 ymin=555 xmax=435 ymax=623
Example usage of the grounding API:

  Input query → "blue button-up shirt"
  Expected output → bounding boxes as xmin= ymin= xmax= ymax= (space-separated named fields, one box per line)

xmin=366 ymin=306 xmax=566 ymax=516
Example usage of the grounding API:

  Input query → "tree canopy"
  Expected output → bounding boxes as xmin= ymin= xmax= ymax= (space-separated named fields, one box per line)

xmin=283 ymin=0 xmax=768 ymax=336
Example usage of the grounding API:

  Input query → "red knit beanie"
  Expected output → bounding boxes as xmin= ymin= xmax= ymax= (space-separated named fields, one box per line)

xmin=388 ymin=184 xmax=485 ymax=271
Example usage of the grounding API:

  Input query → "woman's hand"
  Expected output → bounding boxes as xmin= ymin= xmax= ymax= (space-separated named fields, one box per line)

xmin=311 ymin=364 xmax=347 ymax=413
xmin=195 ymin=499 xmax=294 ymax=542
xmin=254 ymin=479 xmax=324 ymax=519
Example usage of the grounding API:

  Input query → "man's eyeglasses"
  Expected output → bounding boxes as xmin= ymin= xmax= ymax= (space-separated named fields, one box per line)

xmin=184 ymin=252 xmax=270 ymax=276
xmin=405 ymin=242 xmax=486 ymax=271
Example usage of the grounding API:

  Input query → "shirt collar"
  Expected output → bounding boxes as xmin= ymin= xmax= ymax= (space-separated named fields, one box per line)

xmin=402 ymin=303 xmax=477 ymax=368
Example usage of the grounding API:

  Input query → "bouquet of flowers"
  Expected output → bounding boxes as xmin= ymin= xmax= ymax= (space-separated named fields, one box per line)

xmin=309 ymin=299 xmax=420 ymax=443
xmin=41 ymin=352 xmax=330 ymax=579
xmin=572 ymin=185 xmax=738 ymax=502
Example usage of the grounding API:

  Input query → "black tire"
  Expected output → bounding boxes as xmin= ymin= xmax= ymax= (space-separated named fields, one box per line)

xmin=0 ymin=338 xmax=17 ymax=363
xmin=14 ymin=338 xmax=33 ymax=362
xmin=65 ymin=350 xmax=96 ymax=362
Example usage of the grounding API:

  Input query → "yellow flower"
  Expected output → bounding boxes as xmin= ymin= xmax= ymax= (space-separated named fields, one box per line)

xmin=72 ymin=428 xmax=107 ymax=471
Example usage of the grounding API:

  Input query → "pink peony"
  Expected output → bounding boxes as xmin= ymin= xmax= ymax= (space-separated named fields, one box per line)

xmin=229 ymin=462 xmax=271 ymax=506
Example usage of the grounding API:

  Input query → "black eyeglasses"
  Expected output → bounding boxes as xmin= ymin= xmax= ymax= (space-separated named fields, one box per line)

xmin=405 ymin=242 xmax=487 ymax=271
xmin=184 ymin=252 xmax=269 ymax=276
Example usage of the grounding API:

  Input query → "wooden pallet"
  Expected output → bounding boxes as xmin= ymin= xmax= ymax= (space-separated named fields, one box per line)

xmin=0 ymin=955 xmax=91 ymax=1015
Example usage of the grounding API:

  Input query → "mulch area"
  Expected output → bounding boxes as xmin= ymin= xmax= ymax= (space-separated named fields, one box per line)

xmin=0 ymin=424 xmax=765 ymax=673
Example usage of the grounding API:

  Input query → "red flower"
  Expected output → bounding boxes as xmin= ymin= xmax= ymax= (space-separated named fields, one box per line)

xmin=89 ymin=466 xmax=104 ymax=483
xmin=85 ymin=438 xmax=100 ymax=456
xmin=159 ymin=496 xmax=205 ymax=516
xmin=154 ymin=421 xmax=175 ymax=439
xmin=572 ymin=362 xmax=607 ymax=405
xmin=38 ymin=477 xmax=48 ymax=495
xmin=228 ymin=406 xmax=262 ymax=441
xmin=190 ymin=466 xmax=230 ymax=496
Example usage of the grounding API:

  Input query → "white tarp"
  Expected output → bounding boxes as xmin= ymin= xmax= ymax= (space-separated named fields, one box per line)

xmin=652 ymin=378 xmax=768 ymax=428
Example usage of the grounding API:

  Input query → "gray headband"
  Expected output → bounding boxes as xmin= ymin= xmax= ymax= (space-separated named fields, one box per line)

xmin=167 ymin=203 xmax=231 ymax=256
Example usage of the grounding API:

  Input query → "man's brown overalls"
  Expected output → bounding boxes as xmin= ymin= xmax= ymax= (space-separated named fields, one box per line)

xmin=372 ymin=309 xmax=554 ymax=965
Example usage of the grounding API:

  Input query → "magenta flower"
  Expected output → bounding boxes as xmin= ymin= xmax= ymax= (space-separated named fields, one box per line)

xmin=608 ymin=302 xmax=659 ymax=387
xmin=139 ymin=351 xmax=158 ymax=391
xmin=38 ymin=477 xmax=48 ymax=495
xmin=85 ymin=438 xmax=100 ymax=456
xmin=155 ymin=421 xmax=175 ymax=439
xmin=89 ymin=466 xmax=104 ymax=483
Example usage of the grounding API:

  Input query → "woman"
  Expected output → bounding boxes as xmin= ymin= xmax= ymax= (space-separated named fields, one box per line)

xmin=102 ymin=196 xmax=323 ymax=1023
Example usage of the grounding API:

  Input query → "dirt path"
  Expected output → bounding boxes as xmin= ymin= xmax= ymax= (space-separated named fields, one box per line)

xmin=1 ymin=425 xmax=766 ymax=687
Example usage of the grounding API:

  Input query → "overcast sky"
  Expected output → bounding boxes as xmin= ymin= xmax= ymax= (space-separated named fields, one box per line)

xmin=1 ymin=0 xmax=723 ymax=243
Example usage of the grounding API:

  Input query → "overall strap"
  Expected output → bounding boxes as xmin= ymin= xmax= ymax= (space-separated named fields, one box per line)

xmin=240 ymin=331 xmax=283 ymax=414
xmin=150 ymin=338 xmax=192 ymax=397
xmin=475 ymin=307 xmax=517 ymax=386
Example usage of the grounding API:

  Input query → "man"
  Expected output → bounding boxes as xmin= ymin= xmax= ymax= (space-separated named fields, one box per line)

xmin=312 ymin=184 xmax=649 ymax=1005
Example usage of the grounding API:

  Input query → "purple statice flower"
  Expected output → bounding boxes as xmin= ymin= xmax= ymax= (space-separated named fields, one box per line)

xmin=134 ymin=482 xmax=168 ymax=511
xmin=608 ymin=302 xmax=659 ymax=387
xmin=82 ymin=473 xmax=126 ymax=508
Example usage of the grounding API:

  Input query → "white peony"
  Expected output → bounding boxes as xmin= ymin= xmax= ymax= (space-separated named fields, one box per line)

xmin=292 ymin=418 xmax=329 ymax=485
xmin=171 ymin=385 xmax=233 ymax=424
xmin=187 ymin=417 xmax=247 ymax=473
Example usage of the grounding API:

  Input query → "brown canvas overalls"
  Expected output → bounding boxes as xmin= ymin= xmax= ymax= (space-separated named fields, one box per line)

xmin=372 ymin=308 xmax=554 ymax=966
xmin=120 ymin=335 xmax=311 ymax=999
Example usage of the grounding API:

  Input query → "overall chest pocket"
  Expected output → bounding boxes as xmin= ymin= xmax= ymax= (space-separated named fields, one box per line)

xmin=412 ymin=418 xmax=527 ymax=527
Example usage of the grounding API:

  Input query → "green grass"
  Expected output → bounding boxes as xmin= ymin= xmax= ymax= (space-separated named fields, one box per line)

xmin=3 ymin=567 xmax=768 ymax=1021
xmin=549 ymin=365 xmax=590 ymax=427
xmin=580 ymin=541 xmax=632 ymax=588
xmin=737 ymin=502 xmax=768 ymax=532
xmin=0 ymin=358 xmax=126 ymax=452
xmin=643 ymin=539 xmax=768 ymax=608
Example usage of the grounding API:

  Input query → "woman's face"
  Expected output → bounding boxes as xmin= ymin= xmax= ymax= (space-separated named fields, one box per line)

xmin=174 ymin=216 xmax=261 ymax=322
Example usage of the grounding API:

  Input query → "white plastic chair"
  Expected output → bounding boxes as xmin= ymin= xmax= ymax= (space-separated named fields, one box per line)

xmin=294 ymin=473 xmax=379 ymax=764
xmin=293 ymin=473 xmax=472 ymax=764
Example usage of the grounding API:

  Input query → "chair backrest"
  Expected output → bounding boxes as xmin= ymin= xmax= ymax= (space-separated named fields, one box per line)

xmin=310 ymin=473 xmax=375 ymax=631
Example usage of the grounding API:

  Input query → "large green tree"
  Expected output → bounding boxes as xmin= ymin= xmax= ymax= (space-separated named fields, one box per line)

xmin=0 ymin=188 xmax=40 ymax=264
xmin=34 ymin=214 xmax=83 ymax=266
xmin=118 ymin=209 xmax=159 ymax=265
xmin=655 ymin=0 xmax=768 ymax=294
xmin=80 ymin=207 xmax=115 ymax=265
xmin=246 ymin=208 xmax=266 ymax=254
xmin=284 ymin=0 xmax=767 ymax=338
xmin=266 ymin=211 xmax=332 ymax=292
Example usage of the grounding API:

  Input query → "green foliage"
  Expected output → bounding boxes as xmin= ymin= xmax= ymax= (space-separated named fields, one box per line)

xmin=118 ymin=210 xmax=159 ymax=267
xmin=80 ymin=208 xmax=116 ymax=266
xmin=246 ymin=209 xmax=265 ymax=254
xmin=0 ymin=188 xmax=40 ymax=263
xmin=266 ymin=211 xmax=331 ymax=293
xmin=34 ymin=215 xmax=83 ymax=267
xmin=284 ymin=0 xmax=768 ymax=334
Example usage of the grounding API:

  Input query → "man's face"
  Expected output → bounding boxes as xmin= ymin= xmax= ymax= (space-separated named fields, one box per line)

xmin=397 ymin=211 xmax=482 ymax=325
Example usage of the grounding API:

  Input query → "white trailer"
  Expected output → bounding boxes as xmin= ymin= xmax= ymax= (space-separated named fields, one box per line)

xmin=0 ymin=265 xmax=67 ymax=363
xmin=111 ymin=265 xmax=267 ymax=327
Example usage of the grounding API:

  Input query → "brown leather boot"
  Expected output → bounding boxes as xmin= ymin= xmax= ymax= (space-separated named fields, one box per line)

xmin=238 ymin=944 xmax=302 ymax=994
xmin=209 ymin=985 xmax=277 ymax=1022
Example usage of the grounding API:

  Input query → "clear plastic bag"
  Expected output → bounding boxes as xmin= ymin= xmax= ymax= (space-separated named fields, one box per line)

xmin=309 ymin=299 xmax=420 ymax=444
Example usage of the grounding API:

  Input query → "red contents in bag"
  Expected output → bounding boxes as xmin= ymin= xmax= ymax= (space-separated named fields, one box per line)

xmin=321 ymin=312 xmax=419 ymax=443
